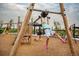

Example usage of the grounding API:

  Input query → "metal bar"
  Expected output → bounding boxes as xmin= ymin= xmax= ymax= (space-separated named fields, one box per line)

xmin=33 ymin=16 xmax=41 ymax=23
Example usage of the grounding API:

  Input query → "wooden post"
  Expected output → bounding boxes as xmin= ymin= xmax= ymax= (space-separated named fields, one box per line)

xmin=17 ymin=16 xmax=21 ymax=32
xmin=60 ymin=3 xmax=77 ymax=55
xmin=9 ymin=3 xmax=35 ymax=56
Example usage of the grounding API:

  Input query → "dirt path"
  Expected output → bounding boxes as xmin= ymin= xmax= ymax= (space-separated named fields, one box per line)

xmin=0 ymin=34 xmax=79 ymax=56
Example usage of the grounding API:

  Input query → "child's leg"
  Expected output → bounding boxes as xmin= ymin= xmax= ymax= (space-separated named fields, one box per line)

xmin=55 ymin=32 xmax=66 ymax=43
xmin=46 ymin=38 xmax=48 ymax=46
xmin=44 ymin=29 xmax=50 ymax=49
xmin=45 ymin=37 xmax=49 ymax=49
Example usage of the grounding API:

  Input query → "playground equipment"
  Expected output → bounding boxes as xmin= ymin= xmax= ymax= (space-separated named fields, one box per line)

xmin=69 ymin=24 xmax=79 ymax=43
xmin=9 ymin=3 xmax=77 ymax=56
xmin=33 ymin=16 xmax=42 ymax=35
xmin=33 ymin=23 xmax=42 ymax=34
xmin=72 ymin=24 xmax=79 ymax=38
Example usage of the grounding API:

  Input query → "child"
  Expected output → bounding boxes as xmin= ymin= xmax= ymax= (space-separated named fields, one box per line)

xmin=42 ymin=22 xmax=66 ymax=49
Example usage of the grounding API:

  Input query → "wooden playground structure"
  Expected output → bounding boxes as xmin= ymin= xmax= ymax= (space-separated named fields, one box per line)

xmin=0 ymin=3 xmax=79 ymax=56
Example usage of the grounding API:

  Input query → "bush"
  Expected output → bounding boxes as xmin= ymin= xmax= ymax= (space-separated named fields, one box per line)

xmin=0 ymin=28 xmax=4 ymax=34
xmin=58 ymin=30 xmax=66 ymax=37
xmin=10 ymin=28 xmax=17 ymax=33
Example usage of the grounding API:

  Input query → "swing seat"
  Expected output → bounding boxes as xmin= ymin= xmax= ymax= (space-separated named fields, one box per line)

xmin=21 ymin=34 xmax=31 ymax=44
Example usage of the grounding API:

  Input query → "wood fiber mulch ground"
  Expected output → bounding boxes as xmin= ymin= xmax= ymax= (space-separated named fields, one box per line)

xmin=0 ymin=34 xmax=79 ymax=56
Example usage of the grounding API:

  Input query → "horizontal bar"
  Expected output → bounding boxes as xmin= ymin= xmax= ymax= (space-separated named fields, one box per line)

xmin=32 ymin=24 xmax=42 ymax=26
xmin=0 ymin=23 xmax=22 ymax=24
xmin=33 ymin=9 xmax=62 ymax=14
xmin=74 ymin=27 xmax=79 ymax=29
xmin=27 ymin=8 xmax=62 ymax=14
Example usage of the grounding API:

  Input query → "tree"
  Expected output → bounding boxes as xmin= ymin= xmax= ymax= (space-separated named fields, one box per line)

xmin=0 ymin=20 xmax=3 ymax=28
xmin=9 ymin=19 xmax=13 ymax=28
xmin=53 ymin=20 xmax=61 ymax=30
xmin=31 ymin=17 xmax=34 ymax=23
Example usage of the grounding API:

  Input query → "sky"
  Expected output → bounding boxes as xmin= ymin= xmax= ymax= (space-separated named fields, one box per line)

xmin=0 ymin=3 xmax=79 ymax=28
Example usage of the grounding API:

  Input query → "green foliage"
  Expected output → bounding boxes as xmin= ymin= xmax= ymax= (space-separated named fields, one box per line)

xmin=54 ymin=20 xmax=61 ymax=30
xmin=56 ymin=30 xmax=66 ymax=37
xmin=0 ymin=28 xmax=4 ymax=34
xmin=0 ymin=28 xmax=17 ymax=34
xmin=10 ymin=28 xmax=17 ymax=33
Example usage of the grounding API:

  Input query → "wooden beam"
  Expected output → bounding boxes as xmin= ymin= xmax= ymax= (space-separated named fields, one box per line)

xmin=60 ymin=3 xmax=77 ymax=56
xmin=9 ymin=3 xmax=35 ymax=56
xmin=27 ymin=8 xmax=62 ymax=14
xmin=33 ymin=9 xmax=62 ymax=14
